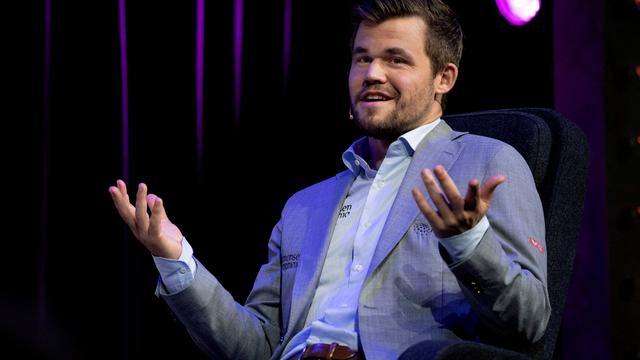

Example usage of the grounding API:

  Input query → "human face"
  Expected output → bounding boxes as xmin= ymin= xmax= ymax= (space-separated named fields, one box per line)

xmin=349 ymin=16 xmax=442 ymax=140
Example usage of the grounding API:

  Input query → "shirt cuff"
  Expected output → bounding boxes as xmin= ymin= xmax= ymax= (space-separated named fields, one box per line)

xmin=152 ymin=237 xmax=197 ymax=294
xmin=438 ymin=216 xmax=489 ymax=265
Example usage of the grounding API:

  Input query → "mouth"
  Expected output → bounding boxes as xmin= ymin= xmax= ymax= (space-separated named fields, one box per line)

xmin=358 ymin=90 xmax=395 ymax=105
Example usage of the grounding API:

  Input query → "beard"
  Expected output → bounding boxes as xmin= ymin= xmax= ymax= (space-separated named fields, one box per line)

xmin=352 ymin=97 xmax=432 ymax=141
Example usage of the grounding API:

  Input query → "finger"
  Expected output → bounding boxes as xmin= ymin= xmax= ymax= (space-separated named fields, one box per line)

xmin=109 ymin=183 xmax=136 ymax=229
xmin=148 ymin=197 xmax=166 ymax=237
xmin=116 ymin=180 xmax=132 ymax=206
xmin=117 ymin=179 xmax=127 ymax=197
xmin=463 ymin=179 xmax=480 ymax=211
xmin=420 ymin=169 xmax=454 ymax=218
xmin=479 ymin=175 xmax=507 ymax=203
xmin=115 ymin=179 xmax=136 ymax=214
xmin=147 ymin=193 xmax=158 ymax=210
xmin=433 ymin=165 xmax=463 ymax=212
xmin=148 ymin=194 xmax=167 ymax=221
xmin=412 ymin=187 xmax=445 ymax=229
xmin=135 ymin=183 xmax=150 ymax=236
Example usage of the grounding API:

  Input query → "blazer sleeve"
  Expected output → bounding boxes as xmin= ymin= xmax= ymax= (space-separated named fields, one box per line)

xmin=441 ymin=143 xmax=551 ymax=344
xmin=155 ymin=216 xmax=284 ymax=360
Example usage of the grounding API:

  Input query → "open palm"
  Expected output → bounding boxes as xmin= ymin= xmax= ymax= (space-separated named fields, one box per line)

xmin=109 ymin=180 xmax=183 ymax=259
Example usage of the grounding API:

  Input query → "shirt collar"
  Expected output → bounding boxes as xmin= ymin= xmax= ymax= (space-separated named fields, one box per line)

xmin=342 ymin=118 xmax=442 ymax=176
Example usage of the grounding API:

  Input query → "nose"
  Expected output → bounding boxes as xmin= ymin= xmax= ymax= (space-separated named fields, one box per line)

xmin=363 ymin=59 xmax=387 ymax=86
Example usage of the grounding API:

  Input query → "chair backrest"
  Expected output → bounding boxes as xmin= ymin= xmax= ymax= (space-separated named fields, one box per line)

xmin=443 ymin=108 xmax=589 ymax=360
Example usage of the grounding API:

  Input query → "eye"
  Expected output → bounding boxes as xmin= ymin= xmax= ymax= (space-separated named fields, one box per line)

xmin=390 ymin=57 xmax=406 ymax=64
xmin=354 ymin=55 xmax=372 ymax=64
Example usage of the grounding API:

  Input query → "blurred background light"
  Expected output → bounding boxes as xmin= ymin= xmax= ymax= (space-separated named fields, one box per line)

xmin=496 ymin=0 xmax=541 ymax=26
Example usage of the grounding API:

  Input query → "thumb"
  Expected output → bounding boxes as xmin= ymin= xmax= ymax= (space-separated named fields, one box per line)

xmin=151 ymin=196 xmax=167 ymax=220
xmin=148 ymin=197 xmax=168 ymax=236
xmin=147 ymin=193 xmax=158 ymax=209
xmin=479 ymin=175 xmax=506 ymax=204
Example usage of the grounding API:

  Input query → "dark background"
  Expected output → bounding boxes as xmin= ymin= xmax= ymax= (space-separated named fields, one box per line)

xmin=5 ymin=0 xmax=637 ymax=358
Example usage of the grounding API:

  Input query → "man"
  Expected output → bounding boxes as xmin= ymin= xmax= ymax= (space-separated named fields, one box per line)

xmin=109 ymin=0 xmax=550 ymax=359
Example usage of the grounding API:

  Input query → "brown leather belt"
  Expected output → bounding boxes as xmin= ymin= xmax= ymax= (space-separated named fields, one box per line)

xmin=299 ymin=342 xmax=360 ymax=360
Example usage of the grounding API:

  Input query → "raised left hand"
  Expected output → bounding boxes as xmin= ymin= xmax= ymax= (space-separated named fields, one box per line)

xmin=411 ymin=165 xmax=505 ymax=238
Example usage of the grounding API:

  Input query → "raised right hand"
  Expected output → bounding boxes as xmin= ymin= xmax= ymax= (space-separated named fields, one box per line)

xmin=109 ymin=180 xmax=183 ymax=259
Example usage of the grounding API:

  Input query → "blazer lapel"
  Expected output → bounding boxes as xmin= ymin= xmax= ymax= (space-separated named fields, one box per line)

xmin=287 ymin=171 xmax=355 ymax=333
xmin=366 ymin=121 xmax=467 ymax=278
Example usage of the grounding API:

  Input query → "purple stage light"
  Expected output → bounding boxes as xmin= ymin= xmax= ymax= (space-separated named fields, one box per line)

xmin=496 ymin=0 xmax=540 ymax=26
xmin=119 ymin=0 xmax=129 ymax=181
xmin=283 ymin=0 xmax=292 ymax=84
xmin=196 ymin=0 xmax=204 ymax=175
xmin=40 ymin=0 xmax=52 ymax=335
xmin=234 ymin=0 xmax=244 ymax=127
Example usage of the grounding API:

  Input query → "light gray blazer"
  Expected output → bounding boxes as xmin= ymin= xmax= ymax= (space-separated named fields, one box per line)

xmin=157 ymin=121 xmax=550 ymax=360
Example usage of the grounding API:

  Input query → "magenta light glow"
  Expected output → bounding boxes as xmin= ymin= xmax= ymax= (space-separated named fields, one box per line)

xmin=496 ymin=0 xmax=540 ymax=26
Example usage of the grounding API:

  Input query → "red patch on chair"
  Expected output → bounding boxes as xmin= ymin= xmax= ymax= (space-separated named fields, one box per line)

xmin=529 ymin=237 xmax=544 ymax=254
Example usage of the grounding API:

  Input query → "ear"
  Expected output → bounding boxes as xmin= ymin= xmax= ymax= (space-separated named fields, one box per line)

xmin=434 ymin=63 xmax=459 ymax=96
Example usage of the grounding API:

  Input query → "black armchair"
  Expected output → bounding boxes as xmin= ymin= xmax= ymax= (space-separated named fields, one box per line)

xmin=399 ymin=108 xmax=589 ymax=360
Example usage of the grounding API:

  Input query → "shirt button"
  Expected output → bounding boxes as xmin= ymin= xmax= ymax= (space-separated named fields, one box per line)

xmin=179 ymin=267 xmax=187 ymax=274
xmin=354 ymin=264 xmax=363 ymax=272
xmin=354 ymin=159 xmax=361 ymax=166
